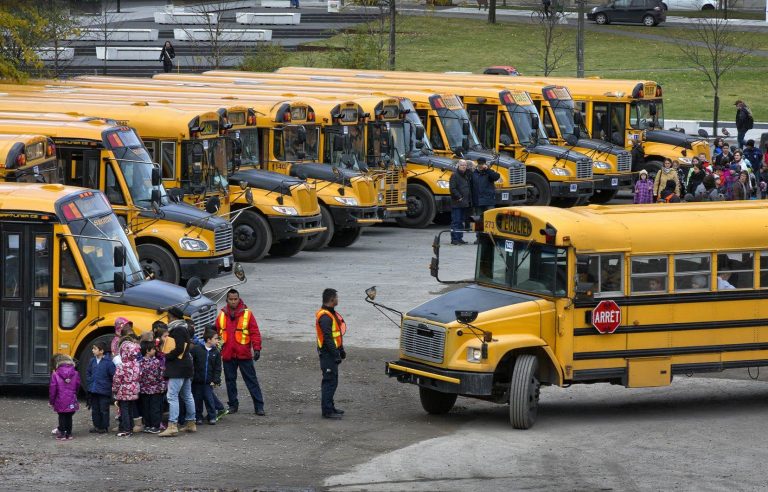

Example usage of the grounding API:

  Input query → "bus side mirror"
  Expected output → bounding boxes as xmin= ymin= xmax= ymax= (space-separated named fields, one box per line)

xmin=113 ymin=272 xmax=125 ymax=292
xmin=151 ymin=167 xmax=161 ymax=187
xmin=365 ymin=286 xmax=377 ymax=301
xmin=168 ymin=188 xmax=184 ymax=203
xmin=234 ymin=262 xmax=246 ymax=281
xmin=455 ymin=310 xmax=479 ymax=324
xmin=205 ymin=196 xmax=221 ymax=214
xmin=113 ymin=245 xmax=126 ymax=267
xmin=432 ymin=234 xmax=440 ymax=256
xmin=429 ymin=256 xmax=439 ymax=278
xmin=297 ymin=126 xmax=307 ymax=144
xmin=233 ymin=138 xmax=243 ymax=155
xmin=462 ymin=137 xmax=469 ymax=151
xmin=151 ymin=188 xmax=161 ymax=207
xmin=531 ymin=114 xmax=540 ymax=129
xmin=415 ymin=126 xmax=425 ymax=141
xmin=186 ymin=277 xmax=203 ymax=298
xmin=461 ymin=121 xmax=470 ymax=136
xmin=698 ymin=129 xmax=709 ymax=139
xmin=565 ymin=134 xmax=578 ymax=146
xmin=649 ymin=102 xmax=657 ymax=116
xmin=573 ymin=110 xmax=584 ymax=126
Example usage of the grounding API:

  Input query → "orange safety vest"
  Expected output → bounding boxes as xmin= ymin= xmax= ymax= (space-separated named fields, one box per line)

xmin=217 ymin=309 xmax=251 ymax=345
xmin=315 ymin=308 xmax=345 ymax=349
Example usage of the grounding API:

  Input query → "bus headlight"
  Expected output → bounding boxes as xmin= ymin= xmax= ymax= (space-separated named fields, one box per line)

xmin=550 ymin=167 xmax=571 ymax=176
xmin=272 ymin=206 xmax=298 ymax=215
xmin=333 ymin=196 xmax=359 ymax=206
xmin=378 ymin=193 xmax=384 ymax=203
xmin=401 ymin=191 xmax=407 ymax=200
xmin=467 ymin=347 xmax=483 ymax=363
xmin=594 ymin=161 xmax=612 ymax=170
xmin=179 ymin=237 xmax=210 ymax=251
xmin=437 ymin=180 xmax=450 ymax=189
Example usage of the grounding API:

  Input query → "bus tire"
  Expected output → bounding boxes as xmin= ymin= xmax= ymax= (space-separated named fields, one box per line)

xmin=589 ymin=189 xmax=618 ymax=204
xmin=76 ymin=334 xmax=114 ymax=386
xmin=304 ymin=206 xmax=334 ymax=251
xmin=419 ymin=387 xmax=457 ymax=415
xmin=397 ymin=183 xmax=436 ymax=229
xmin=329 ymin=226 xmax=363 ymax=248
xmin=525 ymin=172 xmax=552 ymax=206
xmin=551 ymin=197 xmax=579 ymax=208
xmin=509 ymin=354 xmax=540 ymax=429
xmin=268 ymin=236 xmax=307 ymax=257
xmin=644 ymin=160 xmax=663 ymax=182
xmin=233 ymin=209 xmax=272 ymax=262
xmin=138 ymin=243 xmax=181 ymax=285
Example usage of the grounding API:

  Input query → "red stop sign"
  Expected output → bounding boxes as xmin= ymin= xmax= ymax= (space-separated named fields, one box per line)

xmin=592 ymin=300 xmax=621 ymax=334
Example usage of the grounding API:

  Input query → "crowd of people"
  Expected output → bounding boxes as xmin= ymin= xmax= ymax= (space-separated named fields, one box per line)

xmin=48 ymin=289 xmax=266 ymax=440
xmin=449 ymin=157 xmax=500 ymax=245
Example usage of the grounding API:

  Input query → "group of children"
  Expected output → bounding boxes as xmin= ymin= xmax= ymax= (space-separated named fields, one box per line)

xmin=48 ymin=313 xmax=226 ymax=440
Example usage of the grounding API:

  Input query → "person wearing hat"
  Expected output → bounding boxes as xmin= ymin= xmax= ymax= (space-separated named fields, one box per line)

xmin=633 ymin=169 xmax=653 ymax=204
xmin=448 ymin=159 xmax=473 ymax=245
xmin=735 ymin=100 xmax=753 ymax=150
xmin=472 ymin=157 xmax=501 ymax=217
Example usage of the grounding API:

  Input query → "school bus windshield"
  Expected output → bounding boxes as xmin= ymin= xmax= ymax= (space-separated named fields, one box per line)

xmin=434 ymin=107 xmax=481 ymax=150
xmin=104 ymin=128 xmax=168 ymax=206
xmin=325 ymin=125 xmax=365 ymax=170
xmin=237 ymin=128 xmax=259 ymax=167
xmin=505 ymin=103 xmax=550 ymax=147
xmin=475 ymin=234 xmax=567 ymax=297
xmin=549 ymin=98 xmax=590 ymax=139
xmin=631 ymin=100 xmax=664 ymax=130
xmin=284 ymin=125 xmax=319 ymax=161
xmin=68 ymin=213 xmax=144 ymax=292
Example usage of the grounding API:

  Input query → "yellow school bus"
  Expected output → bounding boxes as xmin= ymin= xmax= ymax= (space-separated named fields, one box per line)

xmin=0 ymin=133 xmax=59 ymax=183
xmin=382 ymin=201 xmax=768 ymax=429
xmin=0 ymin=183 xmax=221 ymax=385
xmin=0 ymin=117 xmax=234 ymax=286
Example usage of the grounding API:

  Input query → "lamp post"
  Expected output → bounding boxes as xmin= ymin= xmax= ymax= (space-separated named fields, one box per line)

xmin=576 ymin=0 xmax=585 ymax=77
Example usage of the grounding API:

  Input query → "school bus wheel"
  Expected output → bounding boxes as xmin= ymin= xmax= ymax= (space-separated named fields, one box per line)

xmin=525 ymin=172 xmax=551 ymax=206
xmin=305 ymin=205 xmax=334 ymax=251
xmin=76 ymin=333 xmax=114 ymax=386
xmin=589 ymin=189 xmax=618 ymax=204
xmin=233 ymin=209 xmax=272 ymax=262
xmin=397 ymin=183 xmax=435 ymax=229
xmin=137 ymin=243 xmax=181 ymax=285
xmin=509 ymin=354 xmax=540 ymax=429
xmin=329 ymin=226 xmax=363 ymax=248
xmin=419 ymin=386 xmax=458 ymax=415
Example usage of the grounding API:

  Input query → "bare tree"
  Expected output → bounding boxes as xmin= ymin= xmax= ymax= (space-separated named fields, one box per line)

xmin=529 ymin=5 xmax=571 ymax=76
xmin=182 ymin=1 xmax=250 ymax=70
xmin=82 ymin=1 xmax=126 ymax=75
xmin=35 ymin=0 xmax=80 ymax=77
xmin=676 ymin=15 xmax=753 ymax=135
xmin=488 ymin=0 xmax=496 ymax=24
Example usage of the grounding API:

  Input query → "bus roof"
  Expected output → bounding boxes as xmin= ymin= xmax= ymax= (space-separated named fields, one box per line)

xmin=0 ymin=182 xmax=92 ymax=216
xmin=493 ymin=202 xmax=768 ymax=255
xmin=0 ymin=118 xmax=117 ymax=141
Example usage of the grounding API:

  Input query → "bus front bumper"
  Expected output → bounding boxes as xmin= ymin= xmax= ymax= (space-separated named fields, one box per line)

xmin=550 ymin=180 xmax=594 ymax=198
xmin=435 ymin=194 xmax=453 ymax=214
xmin=386 ymin=359 xmax=494 ymax=396
xmin=594 ymin=174 xmax=632 ymax=191
xmin=268 ymin=213 xmax=326 ymax=241
xmin=179 ymin=254 xmax=234 ymax=281
xmin=382 ymin=205 xmax=407 ymax=219
xmin=328 ymin=205 xmax=382 ymax=228
xmin=495 ymin=186 xmax=528 ymax=206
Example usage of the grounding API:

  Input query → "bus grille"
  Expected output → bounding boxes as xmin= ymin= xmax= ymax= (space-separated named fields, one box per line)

xmin=214 ymin=224 xmax=233 ymax=253
xmin=509 ymin=167 xmax=526 ymax=186
xmin=577 ymin=159 xmax=593 ymax=179
xmin=617 ymin=152 xmax=632 ymax=172
xmin=401 ymin=320 xmax=445 ymax=363
xmin=191 ymin=305 xmax=218 ymax=338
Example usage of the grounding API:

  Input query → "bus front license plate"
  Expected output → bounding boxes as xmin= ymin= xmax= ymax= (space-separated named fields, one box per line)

xmin=502 ymin=192 xmax=509 ymax=201
xmin=611 ymin=178 xmax=618 ymax=186
xmin=224 ymin=257 xmax=230 ymax=268
xmin=570 ymin=184 xmax=578 ymax=192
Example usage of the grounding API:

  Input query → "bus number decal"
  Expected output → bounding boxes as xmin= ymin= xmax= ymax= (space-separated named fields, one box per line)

xmin=496 ymin=213 xmax=532 ymax=237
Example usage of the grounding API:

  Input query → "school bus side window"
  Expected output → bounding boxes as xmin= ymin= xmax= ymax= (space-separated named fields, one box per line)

xmin=59 ymin=240 xmax=84 ymax=289
xmin=630 ymin=256 xmax=667 ymax=294
xmin=429 ymin=117 xmax=445 ymax=150
xmin=105 ymin=163 xmax=126 ymax=205
xmin=576 ymin=254 xmax=623 ymax=296
xmin=717 ymin=252 xmax=754 ymax=290
xmin=760 ymin=252 xmax=768 ymax=288
xmin=674 ymin=254 xmax=711 ymax=291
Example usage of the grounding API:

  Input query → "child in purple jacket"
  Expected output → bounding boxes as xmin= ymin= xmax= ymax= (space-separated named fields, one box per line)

xmin=49 ymin=354 xmax=81 ymax=441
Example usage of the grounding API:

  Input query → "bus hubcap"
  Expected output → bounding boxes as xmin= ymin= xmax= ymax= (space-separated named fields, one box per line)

xmin=234 ymin=224 xmax=256 ymax=250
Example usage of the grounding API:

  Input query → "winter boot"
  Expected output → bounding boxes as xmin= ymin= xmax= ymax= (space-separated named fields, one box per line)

xmin=180 ymin=421 xmax=197 ymax=433
xmin=158 ymin=422 xmax=178 ymax=437
xmin=132 ymin=418 xmax=144 ymax=433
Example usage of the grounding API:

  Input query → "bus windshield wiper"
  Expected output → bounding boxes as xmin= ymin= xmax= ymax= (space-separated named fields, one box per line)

xmin=514 ymin=238 xmax=535 ymax=272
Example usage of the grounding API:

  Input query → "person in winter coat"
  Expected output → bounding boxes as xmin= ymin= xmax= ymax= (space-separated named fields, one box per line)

xmin=686 ymin=158 xmax=706 ymax=194
xmin=112 ymin=342 xmax=140 ymax=437
xmin=159 ymin=318 xmax=197 ymax=437
xmin=111 ymin=317 xmax=135 ymax=366
xmin=674 ymin=160 xmax=687 ymax=197
xmin=138 ymin=340 xmax=165 ymax=434
xmin=743 ymin=140 xmax=762 ymax=169
xmin=758 ymin=161 xmax=768 ymax=199
xmin=160 ymin=41 xmax=175 ymax=73
xmin=215 ymin=289 xmax=265 ymax=415
xmin=633 ymin=169 xmax=654 ymax=204
xmin=732 ymin=171 xmax=751 ymax=200
xmin=191 ymin=329 xmax=224 ymax=425
xmin=712 ymin=137 xmax=726 ymax=156
xmin=449 ymin=159 xmax=473 ymax=245
xmin=691 ymin=174 xmax=723 ymax=201
xmin=85 ymin=341 xmax=115 ymax=434
xmin=659 ymin=179 xmax=681 ymax=203
xmin=471 ymin=157 xmax=500 ymax=216
xmin=735 ymin=100 xmax=754 ymax=149
xmin=653 ymin=158 xmax=680 ymax=200
xmin=715 ymin=145 xmax=733 ymax=170
xmin=50 ymin=354 xmax=80 ymax=441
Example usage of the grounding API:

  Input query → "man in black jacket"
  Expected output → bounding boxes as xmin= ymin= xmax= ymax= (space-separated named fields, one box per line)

xmin=449 ymin=159 xmax=473 ymax=245
xmin=159 ymin=319 xmax=196 ymax=437
xmin=472 ymin=157 xmax=500 ymax=217
xmin=735 ymin=100 xmax=753 ymax=150
xmin=315 ymin=288 xmax=346 ymax=419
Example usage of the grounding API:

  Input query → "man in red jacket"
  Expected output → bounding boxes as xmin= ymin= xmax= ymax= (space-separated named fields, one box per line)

xmin=215 ymin=289 xmax=265 ymax=415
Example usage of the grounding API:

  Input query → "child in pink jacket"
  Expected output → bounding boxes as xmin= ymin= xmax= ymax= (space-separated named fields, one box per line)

xmin=112 ymin=342 xmax=141 ymax=437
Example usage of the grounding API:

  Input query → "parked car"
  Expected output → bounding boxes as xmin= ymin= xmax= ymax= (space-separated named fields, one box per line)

xmin=588 ymin=0 xmax=667 ymax=26
xmin=659 ymin=0 xmax=716 ymax=10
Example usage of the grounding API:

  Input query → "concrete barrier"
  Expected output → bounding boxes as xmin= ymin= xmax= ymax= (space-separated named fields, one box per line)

xmin=154 ymin=11 xmax=218 ymax=24
xmin=261 ymin=0 xmax=291 ymax=7
xmin=666 ymin=119 xmax=768 ymax=144
xmin=69 ymin=28 xmax=159 ymax=41
xmin=173 ymin=28 xmax=273 ymax=41
xmin=35 ymin=47 xmax=74 ymax=61
xmin=236 ymin=12 xmax=301 ymax=24
xmin=95 ymin=47 xmax=162 ymax=61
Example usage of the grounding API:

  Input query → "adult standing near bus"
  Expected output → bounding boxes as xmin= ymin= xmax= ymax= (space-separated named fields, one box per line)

xmin=160 ymin=41 xmax=175 ymax=74
xmin=652 ymin=158 xmax=680 ymax=201
xmin=735 ymin=100 xmax=753 ymax=150
xmin=472 ymin=157 xmax=500 ymax=217
xmin=449 ymin=159 xmax=473 ymax=245
xmin=158 ymin=318 xmax=196 ymax=437
xmin=215 ymin=289 xmax=265 ymax=416
xmin=316 ymin=288 xmax=346 ymax=419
